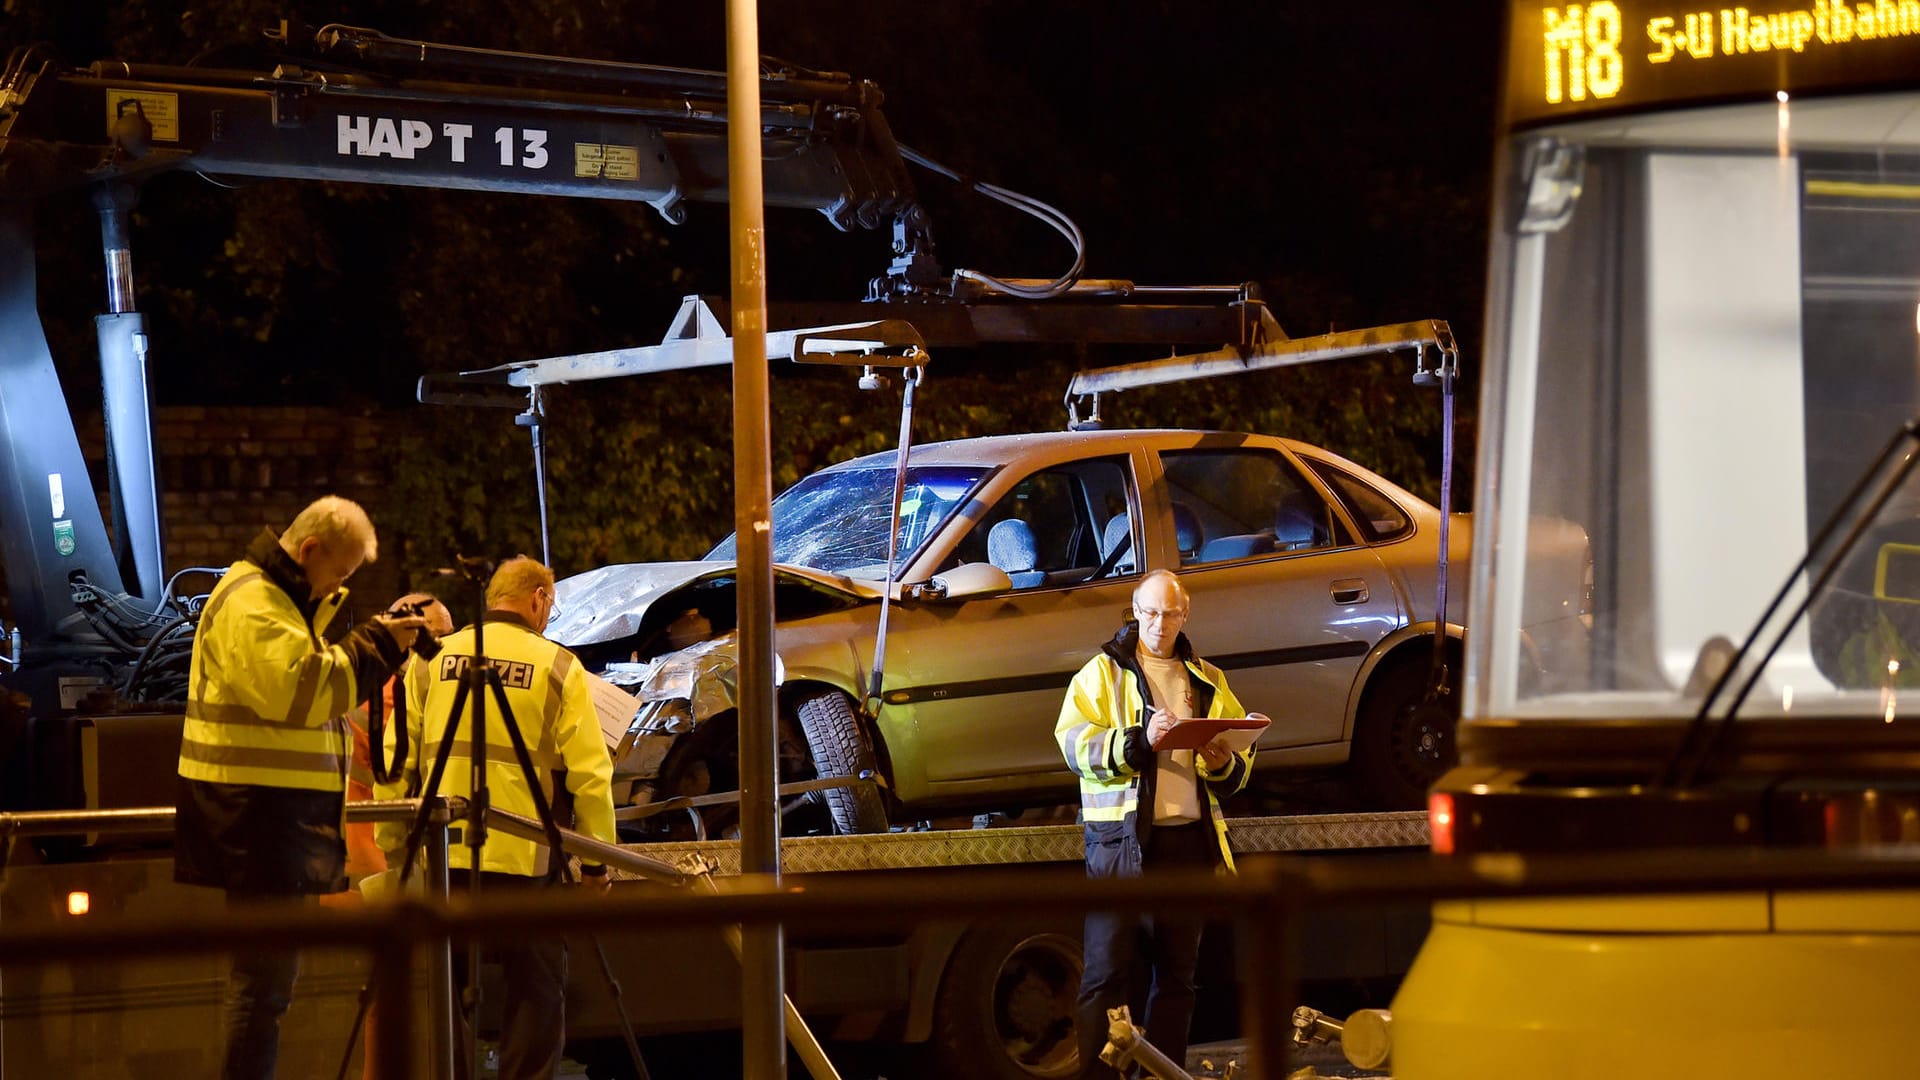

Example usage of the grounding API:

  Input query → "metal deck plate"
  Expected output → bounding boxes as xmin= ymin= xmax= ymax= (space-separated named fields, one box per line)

xmin=621 ymin=811 xmax=1430 ymax=878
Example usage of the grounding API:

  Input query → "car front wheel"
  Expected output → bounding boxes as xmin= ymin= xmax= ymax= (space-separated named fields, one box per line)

xmin=792 ymin=688 xmax=891 ymax=834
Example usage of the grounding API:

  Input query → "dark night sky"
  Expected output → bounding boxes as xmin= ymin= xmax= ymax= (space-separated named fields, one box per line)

xmin=3 ymin=1 xmax=1507 ymax=408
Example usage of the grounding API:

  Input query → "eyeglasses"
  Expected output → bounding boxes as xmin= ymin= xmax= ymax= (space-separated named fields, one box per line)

xmin=1134 ymin=605 xmax=1187 ymax=622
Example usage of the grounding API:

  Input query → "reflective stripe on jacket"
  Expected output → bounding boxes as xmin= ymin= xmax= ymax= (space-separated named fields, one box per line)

xmin=1056 ymin=626 xmax=1255 ymax=872
xmin=375 ymin=612 xmax=617 ymax=878
xmin=178 ymin=555 xmax=358 ymax=793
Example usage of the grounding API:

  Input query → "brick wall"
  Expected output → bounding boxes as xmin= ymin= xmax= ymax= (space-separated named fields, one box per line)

xmin=74 ymin=405 xmax=408 ymax=615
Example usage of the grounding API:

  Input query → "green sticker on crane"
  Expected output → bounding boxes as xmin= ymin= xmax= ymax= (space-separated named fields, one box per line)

xmin=53 ymin=519 xmax=75 ymax=557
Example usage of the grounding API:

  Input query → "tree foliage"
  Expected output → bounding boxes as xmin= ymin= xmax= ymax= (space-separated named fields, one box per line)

xmin=4 ymin=0 xmax=1495 ymax=587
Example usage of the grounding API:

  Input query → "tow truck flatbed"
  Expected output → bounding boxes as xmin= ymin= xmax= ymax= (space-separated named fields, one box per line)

xmin=620 ymin=811 xmax=1430 ymax=877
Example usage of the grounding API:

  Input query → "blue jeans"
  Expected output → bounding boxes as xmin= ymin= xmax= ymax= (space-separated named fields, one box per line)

xmin=221 ymin=893 xmax=303 ymax=1080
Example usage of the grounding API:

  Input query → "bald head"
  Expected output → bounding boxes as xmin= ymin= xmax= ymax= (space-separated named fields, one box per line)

xmin=388 ymin=592 xmax=455 ymax=637
xmin=1132 ymin=570 xmax=1190 ymax=659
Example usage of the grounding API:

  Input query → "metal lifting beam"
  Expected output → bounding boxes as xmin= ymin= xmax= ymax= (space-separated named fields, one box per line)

xmin=1065 ymin=318 xmax=1456 ymax=399
xmin=417 ymin=290 xmax=1285 ymax=402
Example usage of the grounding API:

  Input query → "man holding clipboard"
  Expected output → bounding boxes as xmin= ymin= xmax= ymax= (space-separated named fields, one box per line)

xmin=1055 ymin=568 xmax=1268 ymax=1077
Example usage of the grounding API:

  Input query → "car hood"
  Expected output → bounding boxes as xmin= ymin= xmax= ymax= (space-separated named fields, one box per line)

xmin=549 ymin=560 xmax=880 ymax=647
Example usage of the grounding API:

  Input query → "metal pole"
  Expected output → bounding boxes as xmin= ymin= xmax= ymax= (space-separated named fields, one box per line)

xmin=726 ymin=0 xmax=784 ymax=1074
xmin=693 ymin=874 xmax=842 ymax=1080
xmin=426 ymin=820 xmax=456 ymax=1080
xmin=372 ymin=925 xmax=415 ymax=1080
xmin=1238 ymin=863 xmax=1297 ymax=1080
xmin=519 ymin=386 xmax=552 ymax=567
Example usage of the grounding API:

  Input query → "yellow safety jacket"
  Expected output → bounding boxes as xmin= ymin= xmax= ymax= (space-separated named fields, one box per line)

xmin=1056 ymin=625 xmax=1254 ymax=872
xmin=174 ymin=529 xmax=408 ymax=895
xmin=376 ymin=612 xmax=616 ymax=878
xmin=179 ymin=540 xmax=370 ymax=792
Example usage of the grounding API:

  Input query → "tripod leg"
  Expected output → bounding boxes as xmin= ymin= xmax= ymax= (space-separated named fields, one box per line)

xmin=484 ymin=671 xmax=572 ymax=881
xmin=396 ymin=675 xmax=471 ymax=889
xmin=588 ymin=935 xmax=653 ymax=1080
xmin=335 ymin=677 xmax=471 ymax=1080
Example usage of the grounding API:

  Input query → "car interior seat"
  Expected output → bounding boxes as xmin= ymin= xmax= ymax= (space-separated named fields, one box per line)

xmin=987 ymin=518 xmax=1047 ymax=588
xmin=1101 ymin=513 xmax=1134 ymax=575
xmin=1198 ymin=531 xmax=1275 ymax=562
xmin=1171 ymin=502 xmax=1204 ymax=564
xmin=1273 ymin=491 xmax=1332 ymax=552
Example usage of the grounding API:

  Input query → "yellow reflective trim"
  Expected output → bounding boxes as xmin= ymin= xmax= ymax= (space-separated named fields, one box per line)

xmin=424 ymin=740 xmax=565 ymax=771
xmin=1081 ymin=805 xmax=1130 ymax=822
xmin=179 ymin=736 xmax=344 ymax=775
xmin=182 ymin=714 xmax=345 ymax=749
xmin=185 ymin=699 xmax=275 ymax=727
xmin=285 ymin=652 xmax=325 ymax=724
xmin=329 ymin=665 xmax=351 ymax=723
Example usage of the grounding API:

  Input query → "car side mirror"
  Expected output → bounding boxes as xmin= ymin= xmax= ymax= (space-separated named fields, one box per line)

xmin=913 ymin=562 xmax=1013 ymax=602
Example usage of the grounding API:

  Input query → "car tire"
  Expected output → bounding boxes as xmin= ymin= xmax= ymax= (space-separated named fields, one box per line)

xmin=792 ymin=689 xmax=891 ymax=834
xmin=1351 ymin=646 xmax=1459 ymax=809
xmin=929 ymin=920 xmax=1084 ymax=1080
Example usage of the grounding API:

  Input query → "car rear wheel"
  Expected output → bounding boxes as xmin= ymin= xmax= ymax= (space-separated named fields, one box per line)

xmin=1351 ymin=646 xmax=1459 ymax=809
xmin=792 ymin=688 xmax=891 ymax=834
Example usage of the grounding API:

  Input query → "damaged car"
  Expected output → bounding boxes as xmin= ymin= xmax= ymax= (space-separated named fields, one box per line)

xmin=551 ymin=428 xmax=1590 ymax=836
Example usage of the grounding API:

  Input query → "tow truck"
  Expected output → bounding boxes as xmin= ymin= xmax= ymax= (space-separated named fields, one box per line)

xmin=0 ymin=24 xmax=1445 ymax=1078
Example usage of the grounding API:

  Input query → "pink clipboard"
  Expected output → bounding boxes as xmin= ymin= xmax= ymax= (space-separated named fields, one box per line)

xmin=1150 ymin=715 xmax=1269 ymax=752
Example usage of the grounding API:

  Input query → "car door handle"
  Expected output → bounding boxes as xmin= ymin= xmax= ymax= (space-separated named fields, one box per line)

xmin=1330 ymin=579 xmax=1369 ymax=605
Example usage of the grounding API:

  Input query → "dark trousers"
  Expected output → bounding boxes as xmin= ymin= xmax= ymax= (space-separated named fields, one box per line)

xmin=220 ymin=892 xmax=305 ymax=1080
xmin=451 ymin=871 xmax=569 ymax=1080
xmin=1077 ymin=821 xmax=1217 ymax=1078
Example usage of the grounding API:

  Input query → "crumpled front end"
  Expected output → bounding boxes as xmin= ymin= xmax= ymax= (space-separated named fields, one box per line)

xmin=601 ymin=633 xmax=787 ymax=784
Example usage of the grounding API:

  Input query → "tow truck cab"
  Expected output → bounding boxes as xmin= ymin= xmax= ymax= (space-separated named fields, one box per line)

xmin=1392 ymin=5 xmax=1920 ymax=1077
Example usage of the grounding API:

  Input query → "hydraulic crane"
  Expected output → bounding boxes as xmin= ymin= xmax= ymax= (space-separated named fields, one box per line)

xmin=0 ymin=22 xmax=1278 ymax=763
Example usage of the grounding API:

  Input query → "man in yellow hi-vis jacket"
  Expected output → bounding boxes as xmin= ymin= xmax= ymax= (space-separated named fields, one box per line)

xmin=376 ymin=556 xmax=616 ymax=1080
xmin=1056 ymin=569 xmax=1262 ymax=1079
xmin=174 ymin=495 xmax=424 ymax=1080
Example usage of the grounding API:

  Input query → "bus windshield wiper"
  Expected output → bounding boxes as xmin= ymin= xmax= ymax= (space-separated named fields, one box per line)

xmin=1657 ymin=418 xmax=1920 ymax=789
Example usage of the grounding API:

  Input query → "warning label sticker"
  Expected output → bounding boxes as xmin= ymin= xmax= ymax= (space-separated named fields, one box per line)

xmin=574 ymin=143 xmax=641 ymax=181
xmin=106 ymin=90 xmax=180 ymax=142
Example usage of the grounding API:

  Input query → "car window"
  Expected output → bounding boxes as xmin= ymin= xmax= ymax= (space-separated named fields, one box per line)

xmin=1303 ymin=458 xmax=1413 ymax=543
xmin=1161 ymin=448 xmax=1348 ymax=566
xmin=708 ymin=464 xmax=988 ymax=577
xmin=950 ymin=456 xmax=1135 ymax=588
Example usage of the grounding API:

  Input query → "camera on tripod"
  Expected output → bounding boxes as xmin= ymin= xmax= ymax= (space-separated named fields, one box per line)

xmin=386 ymin=598 xmax=444 ymax=660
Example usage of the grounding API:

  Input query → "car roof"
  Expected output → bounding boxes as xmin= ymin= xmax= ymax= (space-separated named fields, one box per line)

xmin=820 ymin=428 xmax=1300 ymax=472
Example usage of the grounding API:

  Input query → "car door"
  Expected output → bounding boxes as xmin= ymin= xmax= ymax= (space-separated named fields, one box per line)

xmin=1150 ymin=444 xmax=1403 ymax=748
xmin=873 ymin=451 xmax=1148 ymax=800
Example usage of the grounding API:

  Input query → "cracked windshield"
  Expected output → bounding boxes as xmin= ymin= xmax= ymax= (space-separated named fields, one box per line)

xmin=707 ymin=464 xmax=986 ymax=577
xmin=1474 ymin=92 xmax=1920 ymax=722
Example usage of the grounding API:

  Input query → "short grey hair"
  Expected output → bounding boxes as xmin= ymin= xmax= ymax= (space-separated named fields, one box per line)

xmin=282 ymin=495 xmax=377 ymax=562
xmin=486 ymin=556 xmax=554 ymax=607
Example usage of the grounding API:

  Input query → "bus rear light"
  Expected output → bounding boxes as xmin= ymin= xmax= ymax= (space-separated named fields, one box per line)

xmin=66 ymin=891 xmax=90 ymax=916
xmin=1428 ymin=792 xmax=1455 ymax=854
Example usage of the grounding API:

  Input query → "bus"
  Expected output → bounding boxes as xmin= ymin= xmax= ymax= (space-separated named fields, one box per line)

xmin=1393 ymin=3 xmax=1920 ymax=1076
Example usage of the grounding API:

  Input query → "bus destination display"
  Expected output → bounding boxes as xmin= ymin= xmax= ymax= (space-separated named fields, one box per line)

xmin=1508 ymin=2 xmax=1920 ymax=127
